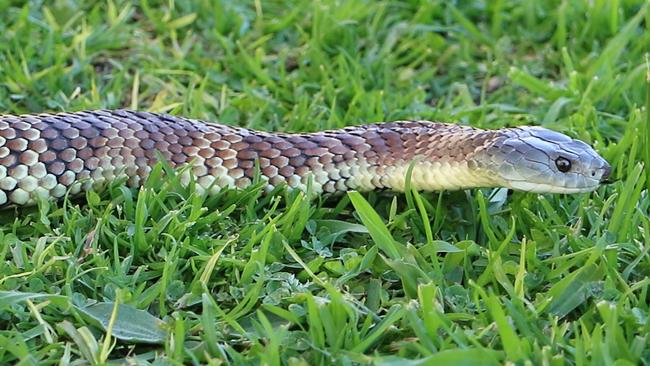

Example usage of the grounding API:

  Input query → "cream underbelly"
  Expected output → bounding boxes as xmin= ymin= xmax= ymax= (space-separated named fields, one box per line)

xmin=351 ymin=159 xmax=502 ymax=192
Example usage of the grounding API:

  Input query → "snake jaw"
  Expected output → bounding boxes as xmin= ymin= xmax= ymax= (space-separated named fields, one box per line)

xmin=476 ymin=127 xmax=610 ymax=194
xmin=505 ymin=180 xmax=602 ymax=194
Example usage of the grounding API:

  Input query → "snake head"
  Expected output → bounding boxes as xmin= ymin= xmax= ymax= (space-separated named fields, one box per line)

xmin=477 ymin=126 xmax=611 ymax=194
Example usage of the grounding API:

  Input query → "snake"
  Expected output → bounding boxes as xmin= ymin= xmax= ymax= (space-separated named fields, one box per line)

xmin=0 ymin=109 xmax=610 ymax=206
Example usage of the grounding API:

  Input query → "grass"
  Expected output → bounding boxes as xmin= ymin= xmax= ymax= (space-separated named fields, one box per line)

xmin=0 ymin=0 xmax=649 ymax=364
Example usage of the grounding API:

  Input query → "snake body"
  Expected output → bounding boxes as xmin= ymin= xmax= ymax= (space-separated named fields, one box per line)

xmin=0 ymin=109 xmax=610 ymax=206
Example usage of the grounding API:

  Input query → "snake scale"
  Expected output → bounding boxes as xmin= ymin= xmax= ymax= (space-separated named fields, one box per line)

xmin=0 ymin=109 xmax=610 ymax=206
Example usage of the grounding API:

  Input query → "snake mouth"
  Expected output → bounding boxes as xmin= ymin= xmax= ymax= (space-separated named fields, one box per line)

xmin=599 ymin=164 xmax=612 ymax=183
xmin=505 ymin=180 xmax=602 ymax=194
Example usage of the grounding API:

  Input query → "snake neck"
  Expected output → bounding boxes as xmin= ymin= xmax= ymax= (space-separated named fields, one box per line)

xmin=366 ymin=160 xmax=502 ymax=192
xmin=330 ymin=122 xmax=506 ymax=192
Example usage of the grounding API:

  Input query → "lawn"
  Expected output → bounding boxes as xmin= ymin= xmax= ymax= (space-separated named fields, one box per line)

xmin=0 ymin=0 xmax=649 ymax=364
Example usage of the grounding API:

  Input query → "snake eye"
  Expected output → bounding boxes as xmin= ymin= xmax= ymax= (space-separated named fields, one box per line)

xmin=555 ymin=157 xmax=572 ymax=173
